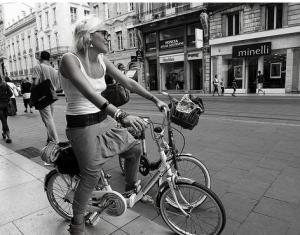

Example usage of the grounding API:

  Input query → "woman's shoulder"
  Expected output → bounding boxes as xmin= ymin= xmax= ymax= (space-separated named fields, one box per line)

xmin=61 ymin=52 xmax=81 ymax=66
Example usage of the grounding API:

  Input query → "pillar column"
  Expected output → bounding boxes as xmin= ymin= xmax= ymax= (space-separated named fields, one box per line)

xmin=200 ymin=11 xmax=211 ymax=93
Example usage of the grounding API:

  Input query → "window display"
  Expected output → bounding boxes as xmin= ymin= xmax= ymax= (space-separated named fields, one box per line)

xmin=263 ymin=53 xmax=286 ymax=88
xmin=161 ymin=62 xmax=184 ymax=90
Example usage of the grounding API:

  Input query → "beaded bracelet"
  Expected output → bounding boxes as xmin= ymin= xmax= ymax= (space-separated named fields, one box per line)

xmin=113 ymin=109 xmax=121 ymax=120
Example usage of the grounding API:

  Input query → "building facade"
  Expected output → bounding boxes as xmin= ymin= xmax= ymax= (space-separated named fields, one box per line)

xmin=4 ymin=2 xmax=90 ymax=81
xmin=210 ymin=3 xmax=300 ymax=94
xmin=4 ymin=11 xmax=36 ymax=82
xmin=0 ymin=5 xmax=6 ymax=77
xmin=135 ymin=3 xmax=207 ymax=92
xmin=91 ymin=3 xmax=140 ymax=84
xmin=34 ymin=2 xmax=90 ymax=70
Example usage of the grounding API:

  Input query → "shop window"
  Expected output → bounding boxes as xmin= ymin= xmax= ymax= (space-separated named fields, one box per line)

xmin=187 ymin=23 xmax=202 ymax=47
xmin=161 ymin=62 xmax=184 ymax=90
xmin=145 ymin=32 xmax=156 ymax=52
xmin=226 ymin=12 xmax=240 ymax=36
xmin=266 ymin=4 xmax=283 ymax=30
xmin=160 ymin=26 xmax=184 ymax=41
xmin=160 ymin=27 xmax=184 ymax=50
xmin=263 ymin=53 xmax=286 ymax=88
xmin=227 ymin=58 xmax=243 ymax=88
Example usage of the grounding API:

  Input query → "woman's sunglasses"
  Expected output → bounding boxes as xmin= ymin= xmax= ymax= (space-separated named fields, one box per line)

xmin=94 ymin=30 xmax=111 ymax=40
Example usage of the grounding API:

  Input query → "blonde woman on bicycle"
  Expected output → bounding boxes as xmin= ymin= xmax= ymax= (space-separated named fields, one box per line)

xmin=59 ymin=16 xmax=168 ymax=235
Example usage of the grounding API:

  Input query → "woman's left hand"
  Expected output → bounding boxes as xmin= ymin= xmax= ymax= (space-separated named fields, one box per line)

xmin=155 ymin=100 xmax=169 ymax=112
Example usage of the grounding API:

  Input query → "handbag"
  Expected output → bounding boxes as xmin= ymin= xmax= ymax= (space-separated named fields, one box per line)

xmin=101 ymin=83 xmax=130 ymax=107
xmin=30 ymin=65 xmax=58 ymax=110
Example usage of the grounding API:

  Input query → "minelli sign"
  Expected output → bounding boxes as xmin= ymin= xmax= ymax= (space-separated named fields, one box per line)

xmin=232 ymin=42 xmax=271 ymax=58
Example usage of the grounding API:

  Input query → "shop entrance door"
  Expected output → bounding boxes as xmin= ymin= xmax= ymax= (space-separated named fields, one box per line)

xmin=248 ymin=58 xmax=258 ymax=93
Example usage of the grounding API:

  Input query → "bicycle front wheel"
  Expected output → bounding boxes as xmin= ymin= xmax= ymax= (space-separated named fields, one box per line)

xmin=171 ymin=154 xmax=211 ymax=188
xmin=46 ymin=170 xmax=79 ymax=220
xmin=159 ymin=182 xmax=226 ymax=235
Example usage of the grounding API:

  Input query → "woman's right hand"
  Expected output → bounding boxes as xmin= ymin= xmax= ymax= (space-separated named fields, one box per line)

xmin=121 ymin=115 xmax=147 ymax=132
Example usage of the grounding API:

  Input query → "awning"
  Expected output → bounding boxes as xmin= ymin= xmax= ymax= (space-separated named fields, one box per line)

xmin=126 ymin=70 xmax=137 ymax=79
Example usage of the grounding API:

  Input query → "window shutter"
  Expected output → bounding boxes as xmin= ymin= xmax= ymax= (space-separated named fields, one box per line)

xmin=239 ymin=11 xmax=244 ymax=34
xmin=282 ymin=3 xmax=288 ymax=27
xmin=222 ymin=14 xmax=227 ymax=36
xmin=261 ymin=5 xmax=266 ymax=31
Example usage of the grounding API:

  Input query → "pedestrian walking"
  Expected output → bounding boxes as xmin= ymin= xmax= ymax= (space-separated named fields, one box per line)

xmin=232 ymin=78 xmax=238 ymax=97
xmin=5 ymin=76 xmax=18 ymax=114
xmin=59 ymin=16 xmax=168 ymax=235
xmin=21 ymin=78 xmax=33 ymax=113
xmin=212 ymin=75 xmax=220 ymax=96
xmin=220 ymin=78 xmax=225 ymax=96
xmin=0 ymin=76 xmax=13 ymax=143
xmin=256 ymin=70 xmax=265 ymax=95
xmin=32 ymin=51 xmax=60 ymax=144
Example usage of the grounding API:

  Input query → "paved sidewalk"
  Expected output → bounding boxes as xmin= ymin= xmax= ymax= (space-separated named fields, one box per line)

xmin=0 ymin=144 xmax=173 ymax=235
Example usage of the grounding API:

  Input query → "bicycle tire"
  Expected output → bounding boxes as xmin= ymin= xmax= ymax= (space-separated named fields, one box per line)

xmin=46 ymin=170 xmax=79 ymax=220
xmin=164 ymin=154 xmax=210 ymax=188
xmin=159 ymin=182 xmax=226 ymax=235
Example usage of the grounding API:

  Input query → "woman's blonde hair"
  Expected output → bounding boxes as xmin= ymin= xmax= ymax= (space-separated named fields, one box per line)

xmin=73 ymin=15 xmax=104 ymax=53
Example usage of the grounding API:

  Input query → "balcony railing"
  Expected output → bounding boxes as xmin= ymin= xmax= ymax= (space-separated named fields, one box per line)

xmin=138 ymin=3 xmax=199 ymax=23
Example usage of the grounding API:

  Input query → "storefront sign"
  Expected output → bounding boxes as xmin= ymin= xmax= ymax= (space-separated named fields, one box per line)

xmin=160 ymin=37 xmax=184 ymax=50
xmin=232 ymin=42 xmax=271 ymax=58
xmin=159 ymin=53 xmax=184 ymax=63
xmin=188 ymin=52 xmax=202 ymax=60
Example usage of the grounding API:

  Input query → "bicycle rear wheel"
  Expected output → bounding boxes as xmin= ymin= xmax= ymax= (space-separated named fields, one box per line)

xmin=46 ymin=170 xmax=79 ymax=220
xmin=159 ymin=182 xmax=226 ymax=235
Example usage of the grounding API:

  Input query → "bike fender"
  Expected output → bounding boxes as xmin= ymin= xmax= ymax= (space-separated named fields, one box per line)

xmin=44 ymin=169 xmax=58 ymax=191
xmin=155 ymin=177 xmax=196 ymax=208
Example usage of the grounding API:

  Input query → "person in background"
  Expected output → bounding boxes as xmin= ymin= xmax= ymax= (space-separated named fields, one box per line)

xmin=32 ymin=51 xmax=60 ymax=144
xmin=59 ymin=16 xmax=168 ymax=235
xmin=0 ymin=76 xmax=13 ymax=143
xmin=256 ymin=70 xmax=265 ymax=95
xmin=212 ymin=75 xmax=220 ymax=96
xmin=5 ymin=76 xmax=18 ymax=114
xmin=220 ymin=78 xmax=225 ymax=96
xmin=232 ymin=78 xmax=238 ymax=97
xmin=21 ymin=77 xmax=33 ymax=113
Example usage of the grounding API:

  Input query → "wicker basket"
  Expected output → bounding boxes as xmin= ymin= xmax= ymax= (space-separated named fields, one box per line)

xmin=169 ymin=95 xmax=204 ymax=130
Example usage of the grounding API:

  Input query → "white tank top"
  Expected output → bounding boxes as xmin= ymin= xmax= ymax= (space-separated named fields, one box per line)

xmin=60 ymin=53 xmax=107 ymax=115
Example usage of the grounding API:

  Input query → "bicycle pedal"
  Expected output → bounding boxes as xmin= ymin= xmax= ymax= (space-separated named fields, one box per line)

xmin=125 ymin=193 xmax=136 ymax=208
xmin=86 ymin=212 xmax=100 ymax=226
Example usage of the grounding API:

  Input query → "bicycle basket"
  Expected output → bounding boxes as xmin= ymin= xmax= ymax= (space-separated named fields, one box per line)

xmin=170 ymin=94 xmax=204 ymax=130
